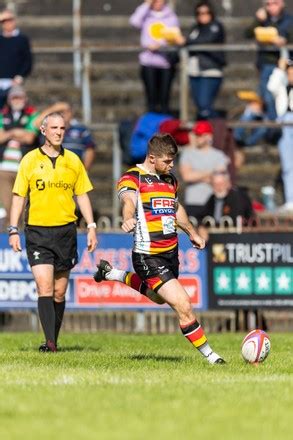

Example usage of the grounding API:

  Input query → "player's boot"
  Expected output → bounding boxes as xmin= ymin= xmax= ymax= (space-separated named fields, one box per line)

xmin=206 ymin=352 xmax=226 ymax=364
xmin=93 ymin=259 xmax=113 ymax=282
xmin=39 ymin=340 xmax=57 ymax=353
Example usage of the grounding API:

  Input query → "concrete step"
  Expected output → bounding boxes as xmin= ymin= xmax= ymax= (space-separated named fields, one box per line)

xmin=16 ymin=14 xmax=253 ymax=44
xmin=242 ymin=145 xmax=280 ymax=164
xmin=13 ymin=1 xmax=262 ymax=18
xmin=30 ymin=59 xmax=256 ymax=81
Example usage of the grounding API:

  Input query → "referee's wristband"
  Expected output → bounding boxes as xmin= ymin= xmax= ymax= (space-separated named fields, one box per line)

xmin=87 ymin=222 xmax=97 ymax=229
xmin=8 ymin=226 xmax=19 ymax=235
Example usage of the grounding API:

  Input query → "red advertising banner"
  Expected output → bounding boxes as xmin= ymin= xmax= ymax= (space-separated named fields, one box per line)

xmin=75 ymin=276 xmax=202 ymax=308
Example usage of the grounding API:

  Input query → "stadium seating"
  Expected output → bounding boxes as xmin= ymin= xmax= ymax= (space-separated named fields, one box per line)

xmin=12 ymin=0 xmax=282 ymax=216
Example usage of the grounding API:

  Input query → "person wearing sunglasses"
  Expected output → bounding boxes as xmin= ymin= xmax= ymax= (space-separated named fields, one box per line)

xmin=246 ymin=0 xmax=293 ymax=123
xmin=184 ymin=1 xmax=226 ymax=120
xmin=0 ymin=9 xmax=32 ymax=109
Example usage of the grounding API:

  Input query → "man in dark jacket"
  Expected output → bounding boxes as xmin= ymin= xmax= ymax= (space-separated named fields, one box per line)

xmin=0 ymin=9 xmax=32 ymax=108
xmin=246 ymin=0 xmax=293 ymax=121
xmin=199 ymin=169 xmax=254 ymax=227
xmin=184 ymin=1 xmax=226 ymax=119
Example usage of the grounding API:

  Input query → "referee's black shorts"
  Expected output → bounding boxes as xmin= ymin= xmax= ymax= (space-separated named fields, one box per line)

xmin=25 ymin=223 xmax=78 ymax=272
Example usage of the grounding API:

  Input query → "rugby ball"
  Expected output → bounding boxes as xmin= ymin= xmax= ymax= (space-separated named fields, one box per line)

xmin=241 ymin=329 xmax=271 ymax=363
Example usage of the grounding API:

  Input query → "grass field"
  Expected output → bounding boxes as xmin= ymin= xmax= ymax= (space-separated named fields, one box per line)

xmin=0 ymin=332 xmax=293 ymax=440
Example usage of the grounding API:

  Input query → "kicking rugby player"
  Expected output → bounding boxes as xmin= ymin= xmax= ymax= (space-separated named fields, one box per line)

xmin=94 ymin=133 xmax=225 ymax=364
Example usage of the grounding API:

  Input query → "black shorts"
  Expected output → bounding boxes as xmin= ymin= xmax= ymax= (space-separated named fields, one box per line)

xmin=25 ymin=223 xmax=78 ymax=272
xmin=132 ymin=247 xmax=179 ymax=292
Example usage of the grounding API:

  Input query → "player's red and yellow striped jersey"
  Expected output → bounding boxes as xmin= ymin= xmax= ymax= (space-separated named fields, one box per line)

xmin=117 ymin=165 xmax=178 ymax=255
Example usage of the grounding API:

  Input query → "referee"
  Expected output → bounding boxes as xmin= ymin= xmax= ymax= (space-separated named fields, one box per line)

xmin=8 ymin=112 xmax=97 ymax=352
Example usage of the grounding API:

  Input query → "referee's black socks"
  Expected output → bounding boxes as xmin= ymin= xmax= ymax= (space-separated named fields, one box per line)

xmin=38 ymin=297 xmax=56 ymax=344
xmin=54 ymin=300 xmax=66 ymax=344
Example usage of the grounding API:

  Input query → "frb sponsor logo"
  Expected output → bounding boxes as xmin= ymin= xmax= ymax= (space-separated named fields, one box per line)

xmin=151 ymin=197 xmax=175 ymax=215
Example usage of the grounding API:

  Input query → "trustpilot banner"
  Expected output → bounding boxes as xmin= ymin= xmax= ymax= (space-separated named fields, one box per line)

xmin=208 ymin=232 xmax=293 ymax=309
xmin=0 ymin=233 xmax=208 ymax=310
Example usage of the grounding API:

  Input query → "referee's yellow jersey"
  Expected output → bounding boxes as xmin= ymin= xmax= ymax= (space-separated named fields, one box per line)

xmin=13 ymin=147 xmax=93 ymax=226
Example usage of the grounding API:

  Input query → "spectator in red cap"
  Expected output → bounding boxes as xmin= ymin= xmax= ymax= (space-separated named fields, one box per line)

xmin=179 ymin=120 xmax=230 ymax=219
xmin=193 ymin=120 xmax=213 ymax=135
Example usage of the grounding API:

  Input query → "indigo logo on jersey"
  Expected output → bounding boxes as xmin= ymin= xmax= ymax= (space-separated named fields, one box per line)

xmin=36 ymin=180 xmax=73 ymax=191
xmin=151 ymin=197 xmax=175 ymax=215
xmin=48 ymin=181 xmax=73 ymax=190
xmin=36 ymin=179 xmax=45 ymax=190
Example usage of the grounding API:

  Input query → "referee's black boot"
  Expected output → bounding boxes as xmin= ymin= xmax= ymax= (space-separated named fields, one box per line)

xmin=39 ymin=340 xmax=57 ymax=353
xmin=93 ymin=260 xmax=112 ymax=282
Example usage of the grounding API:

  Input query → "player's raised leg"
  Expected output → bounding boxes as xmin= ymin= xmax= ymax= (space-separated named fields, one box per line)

xmin=94 ymin=259 xmax=165 ymax=304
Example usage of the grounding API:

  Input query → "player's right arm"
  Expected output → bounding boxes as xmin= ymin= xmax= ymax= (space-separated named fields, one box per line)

xmin=9 ymin=195 xmax=26 ymax=252
xmin=117 ymin=170 xmax=139 ymax=233
xmin=120 ymin=192 xmax=137 ymax=233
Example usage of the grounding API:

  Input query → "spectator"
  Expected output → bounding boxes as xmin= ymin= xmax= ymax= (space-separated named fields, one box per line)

xmin=184 ymin=1 xmax=226 ymax=119
xmin=246 ymin=0 xmax=293 ymax=122
xmin=179 ymin=120 xmax=230 ymax=219
xmin=34 ymin=102 xmax=96 ymax=171
xmin=200 ymin=169 xmax=254 ymax=226
xmin=130 ymin=0 xmax=184 ymax=114
xmin=268 ymin=58 xmax=293 ymax=211
xmin=159 ymin=116 xmax=239 ymax=180
xmin=0 ymin=85 xmax=39 ymax=226
xmin=234 ymin=91 xmax=268 ymax=147
xmin=0 ymin=9 xmax=33 ymax=108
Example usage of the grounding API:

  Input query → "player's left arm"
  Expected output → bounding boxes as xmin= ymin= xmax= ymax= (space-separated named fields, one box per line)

xmin=176 ymin=202 xmax=205 ymax=249
xmin=76 ymin=193 xmax=98 ymax=252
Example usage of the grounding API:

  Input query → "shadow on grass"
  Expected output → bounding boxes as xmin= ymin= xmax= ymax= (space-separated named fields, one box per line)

xmin=19 ymin=345 xmax=102 ymax=353
xmin=128 ymin=353 xmax=184 ymax=362
xmin=59 ymin=346 xmax=102 ymax=353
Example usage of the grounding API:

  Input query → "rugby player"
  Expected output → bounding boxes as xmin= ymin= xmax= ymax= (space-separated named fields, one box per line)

xmin=94 ymin=133 xmax=225 ymax=364
xmin=9 ymin=112 xmax=97 ymax=352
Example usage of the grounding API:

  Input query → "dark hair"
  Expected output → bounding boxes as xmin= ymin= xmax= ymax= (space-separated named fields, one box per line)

xmin=195 ymin=1 xmax=215 ymax=20
xmin=147 ymin=133 xmax=178 ymax=157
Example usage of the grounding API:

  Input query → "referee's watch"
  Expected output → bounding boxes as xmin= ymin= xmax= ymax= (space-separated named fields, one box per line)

xmin=87 ymin=222 xmax=97 ymax=229
xmin=8 ymin=226 xmax=19 ymax=235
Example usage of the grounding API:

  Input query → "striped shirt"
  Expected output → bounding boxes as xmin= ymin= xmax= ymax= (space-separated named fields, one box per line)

xmin=117 ymin=165 xmax=178 ymax=255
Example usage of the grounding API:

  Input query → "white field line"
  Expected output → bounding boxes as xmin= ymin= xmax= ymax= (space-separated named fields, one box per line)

xmin=1 ymin=374 xmax=293 ymax=387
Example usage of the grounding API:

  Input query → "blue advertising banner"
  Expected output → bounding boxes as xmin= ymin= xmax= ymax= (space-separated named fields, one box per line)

xmin=0 ymin=233 xmax=208 ymax=310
